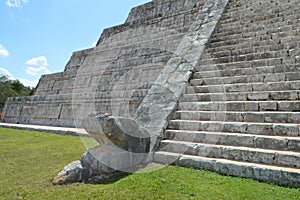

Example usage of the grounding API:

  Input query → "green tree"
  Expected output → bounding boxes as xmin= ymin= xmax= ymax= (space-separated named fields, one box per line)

xmin=0 ymin=76 xmax=35 ymax=111
xmin=11 ymin=80 xmax=24 ymax=93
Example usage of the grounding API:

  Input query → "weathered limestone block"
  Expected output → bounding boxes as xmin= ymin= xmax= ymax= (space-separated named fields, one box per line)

xmin=247 ymin=124 xmax=274 ymax=135
xmin=82 ymin=112 xmax=150 ymax=154
xmin=273 ymin=124 xmax=300 ymax=136
xmin=52 ymin=147 xmax=120 ymax=185
xmin=225 ymin=134 xmax=254 ymax=147
xmin=271 ymin=91 xmax=299 ymax=100
xmin=53 ymin=110 xmax=155 ymax=185
xmin=264 ymin=73 xmax=285 ymax=82
xmin=259 ymin=102 xmax=277 ymax=111
xmin=153 ymin=152 xmax=180 ymax=165
xmin=253 ymin=166 xmax=283 ymax=185
xmin=264 ymin=113 xmax=289 ymax=123
xmin=278 ymin=102 xmax=300 ymax=111
xmin=52 ymin=160 xmax=83 ymax=185
xmin=81 ymin=146 xmax=118 ymax=177
xmin=247 ymin=92 xmax=269 ymax=100
xmin=65 ymin=48 xmax=93 ymax=71
xmin=288 ymin=139 xmax=300 ymax=152
xmin=244 ymin=102 xmax=259 ymax=111
xmin=222 ymin=123 xmax=247 ymax=133
xmin=254 ymin=137 xmax=288 ymax=150
xmin=214 ymin=160 xmax=254 ymax=179
xmin=243 ymin=113 xmax=264 ymax=123
xmin=179 ymin=156 xmax=216 ymax=171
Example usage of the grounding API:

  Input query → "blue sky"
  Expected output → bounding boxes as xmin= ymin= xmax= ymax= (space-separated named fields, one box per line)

xmin=0 ymin=0 xmax=150 ymax=87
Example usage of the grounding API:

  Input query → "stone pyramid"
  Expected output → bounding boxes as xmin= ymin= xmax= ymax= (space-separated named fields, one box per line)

xmin=3 ymin=0 xmax=300 ymax=187
xmin=3 ymin=0 xmax=205 ymax=127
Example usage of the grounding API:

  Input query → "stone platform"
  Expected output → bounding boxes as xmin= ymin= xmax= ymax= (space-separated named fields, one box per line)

xmin=0 ymin=122 xmax=88 ymax=137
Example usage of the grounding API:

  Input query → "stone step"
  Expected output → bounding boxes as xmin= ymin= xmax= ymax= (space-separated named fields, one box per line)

xmin=216 ymin=11 xmax=300 ymax=32
xmin=197 ymin=69 xmax=300 ymax=81
xmin=202 ymin=41 xmax=300 ymax=60
xmin=173 ymin=110 xmax=300 ymax=123
xmin=210 ymin=41 xmax=300 ymax=57
xmin=195 ymin=62 xmax=300 ymax=74
xmin=200 ymin=50 xmax=297 ymax=64
xmin=205 ymin=39 xmax=300 ymax=55
xmin=222 ymin=5 xmax=298 ymax=18
xmin=207 ymin=34 xmax=300 ymax=50
xmin=212 ymin=24 xmax=300 ymax=43
xmin=153 ymin=151 xmax=300 ymax=187
xmin=222 ymin=0 xmax=300 ymax=16
xmin=178 ymin=101 xmax=300 ymax=112
xmin=203 ymin=50 xmax=300 ymax=66
xmin=218 ymin=9 xmax=300 ymax=28
xmin=197 ymin=50 xmax=299 ymax=66
xmin=168 ymin=120 xmax=300 ymax=136
xmin=190 ymin=73 xmax=300 ymax=86
xmin=194 ymin=65 xmax=300 ymax=79
xmin=165 ymin=130 xmax=300 ymax=152
xmin=159 ymin=140 xmax=300 ymax=168
xmin=217 ymin=13 xmax=300 ymax=34
xmin=220 ymin=9 xmax=300 ymax=27
xmin=187 ymin=81 xmax=300 ymax=94
xmin=209 ymin=28 xmax=300 ymax=46
xmin=205 ymin=40 xmax=300 ymax=59
xmin=181 ymin=91 xmax=300 ymax=102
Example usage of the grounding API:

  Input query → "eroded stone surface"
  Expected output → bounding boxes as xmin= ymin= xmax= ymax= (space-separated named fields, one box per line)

xmin=52 ymin=160 xmax=83 ymax=185
xmin=53 ymin=146 xmax=122 ymax=185
xmin=83 ymin=112 xmax=151 ymax=154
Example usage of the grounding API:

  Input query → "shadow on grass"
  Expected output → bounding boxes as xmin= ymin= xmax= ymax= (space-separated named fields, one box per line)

xmin=84 ymin=172 xmax=131 ymax=185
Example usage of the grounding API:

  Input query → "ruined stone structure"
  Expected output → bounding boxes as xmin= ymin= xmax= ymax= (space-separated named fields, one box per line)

xmin=4 ymin=0 xmax=300 ymax=187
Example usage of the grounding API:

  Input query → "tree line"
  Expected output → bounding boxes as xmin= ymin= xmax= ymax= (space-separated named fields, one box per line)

xmin=0 ymin=76 xmax=35 ymax=112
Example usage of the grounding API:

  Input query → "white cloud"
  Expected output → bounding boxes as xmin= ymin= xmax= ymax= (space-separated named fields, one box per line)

xmin=0 ymin=56 xmax=50 ymax=88
xmin=0 ymin=44 xmax=9 ymax=57
xmin=25 ymin=56 xmax=48 ymax=67
xmin=6 ymin=0 xmax=28 ymax=7
xmin=19 ymin=78 xmax=38 ymax=88
xmin=0 ymin=67 xmax=37 ymax=87
xmin=92 ymin=41 xmax=97 ymax=47
xmin=26 ymin=66 xmax=51 ymax=77
xmin=0 ymin=67 xmax=13 ymax=79
xmin=25 ymin=56 xmax=51 ymax=77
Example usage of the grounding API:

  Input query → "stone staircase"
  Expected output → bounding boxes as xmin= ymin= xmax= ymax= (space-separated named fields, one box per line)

xmin=154 ymin=0 xmax=300 ymax=187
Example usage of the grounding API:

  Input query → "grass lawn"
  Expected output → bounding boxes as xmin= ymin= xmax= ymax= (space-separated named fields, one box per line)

xmin=0 ymin=127 xmax=299 ymax=200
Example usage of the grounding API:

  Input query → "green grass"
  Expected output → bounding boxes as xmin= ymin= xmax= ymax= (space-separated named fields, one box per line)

xmin=0 ymin=128 xmax=300 ymax=200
